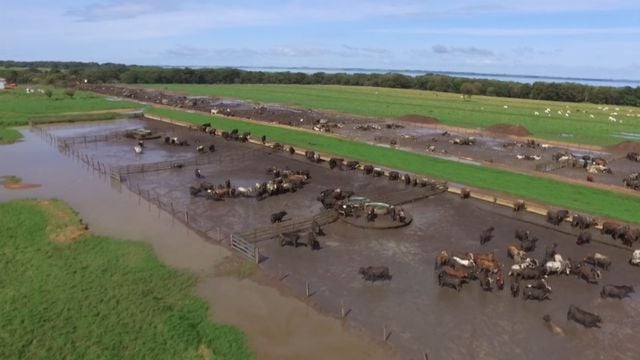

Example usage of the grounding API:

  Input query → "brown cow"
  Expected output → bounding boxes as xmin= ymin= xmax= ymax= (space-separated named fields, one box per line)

xmin=513 ymin=200 xmax=526 ymax=213
xmin=441 ymin=266 xmax=473 ymax=280
xmin=601 ymin=221 xmax=620 ymax=239
xmin=476 ymin=258 xmax=501 ymax=273
xmin=435 ymin=250 xmax=450 ymax=270
xmin=460 ymin=188 xmax=471 ymax=199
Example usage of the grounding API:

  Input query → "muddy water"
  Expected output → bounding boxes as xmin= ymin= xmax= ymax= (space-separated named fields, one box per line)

xmin=0 ymin=128 xmax=394 ymax=360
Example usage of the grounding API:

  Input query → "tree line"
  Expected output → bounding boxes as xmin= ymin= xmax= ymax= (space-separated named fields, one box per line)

xmin=1 ymin=60 xmax=639 ymax=106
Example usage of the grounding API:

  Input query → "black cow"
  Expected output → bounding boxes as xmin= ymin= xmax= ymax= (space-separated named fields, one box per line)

xmin=518 ymin=267 xmax=546 ymax=280
xmin=403 ymin=174 xmax=411 ymax=185
xmin=576 ymin=231 xmax=592 ymax=245
xmin=208 ymin=144 xmax=216 ymax=152
xmin=270 ymin=211 xmax=287 ymax=224
xmin=189 ymin=186 xmax=201 ymax=197
xmin=567 ymin=305 xmax=601 ymax=328
xmin=279 ymin=233 xmax=301 ymax=247
xmin=521 ymin=237 xmax=539 ymax=252
xmin=261 ymin=135 xmax=266 ymax=144
xmin=515 ymin=229 xmax=531 ymax=241
xmin=307 ymin=231 xmax=320 ymax=250
xmin=542 ymin=242 xmax=558 ymax=264
xmin=600 ymin=284 xmax=634 ymax=299
xmin=572 ymin=214 xmax=596 ymax=229
xmin=345 ymin=160 xmax=360 ymax=170
xmin=438 ymin=272 xmax=466 ymax=291
xmin=480 ymin=226 xmax=495 ymax=245
xmin=388 ymin=171 xmax=399 ymax=180
xmin=510 ymin=276 xmax=520 ymax=298
xmin=522 ymin=287 xmax=550 ymax=301
xmin=363 ymin=165 xmax=374 ymax=175
xmin=547 ymin=209 xmax=570 ymax=226
xmin=359 ymin=266 xmax=391 ymax=282
xmin=195 ymin=168 xmax=203 ymax=179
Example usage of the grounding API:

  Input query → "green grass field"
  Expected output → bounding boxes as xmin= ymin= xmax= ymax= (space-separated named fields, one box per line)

xmin=145 ymin=84 xmax=640 ymax=147
xmin=0 ymin=88 xmax=137 ymax=144
xmin=0 ymin=199 xmax=252 ymax=360
xmin=0 ymin=88 xmax=137 ymax=126
xmin=148 ymin=107 xmax=640 ymax=224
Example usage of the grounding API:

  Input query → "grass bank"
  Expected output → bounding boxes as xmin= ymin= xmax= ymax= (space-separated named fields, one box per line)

xmin=0 ymin=127 xmax=21 ymax=144
xmin=0 ymin=88 xmax=137 ymax=144
xmin=0 ymin=199 xmax=252 ymax=360
xmin=145 ymin=84 xmax=640 ymax=147
xmin=148 ymin=107 xmax=640 ymax=224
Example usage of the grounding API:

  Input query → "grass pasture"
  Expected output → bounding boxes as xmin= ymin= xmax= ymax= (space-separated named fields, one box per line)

xmin=145 ymin=84 xmax=640 ymax=146
xmin=0 ymin=88 xmax=137 ymax=126
xmin=148 ymin=107 xmax=640 ymax=224
xmin=0 ymin=199 xmax=252 ymax=360
xmin=0 ymin=87 xmax=137 ymax=144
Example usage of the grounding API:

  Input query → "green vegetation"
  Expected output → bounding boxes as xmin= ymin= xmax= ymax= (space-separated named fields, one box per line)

xmin=0 ymin=88 xmax=137 ymax=126
xmin=0 ymin=199 xmax=252 ymax=360
xmin=148 ymin=107 xmax=640 ymax=224
xmin=0 ymin=127 xmax=21 ymax=144
xmin=0 ymin=175 xmax=22 ymax=184
xmin=0 ymin=87 xmax=137 ymax=144
xmin=146 ymin=84 xmax=640 ymax=146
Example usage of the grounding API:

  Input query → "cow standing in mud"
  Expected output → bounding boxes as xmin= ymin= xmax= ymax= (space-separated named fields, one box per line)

xmin=480 ymin=226 xmax=495 ymax=245
xmin=600 ymin=284 xmax=634 ymax=299
xmin=567 ymin=305 xmax=601 ymax=328
xmin=359 ymin=266 xmax=391 ymax=282
xmin=513 ymin=200 xmax=526 ymax=213
xmin=547 ymin=209 xmax=570 ymax=226
xmin=270 ymin=211 xmax=287 ymax=224
xmin=571 ymin=214 xmax=596 ymax=230
xmin=576 ymin=231 xmax=592 ymax=245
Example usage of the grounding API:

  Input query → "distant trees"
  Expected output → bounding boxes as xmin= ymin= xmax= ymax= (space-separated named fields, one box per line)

xmin=1 ymin=60 xmax=639 ymax=106
xmin=44 ymin=89 xmax=52 ymax=98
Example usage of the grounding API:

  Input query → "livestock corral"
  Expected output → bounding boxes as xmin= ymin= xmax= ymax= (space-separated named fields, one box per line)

xmin=85 ymin=84 xmax=640 ymax=192
xmin=42 ymin=118 xmax=640 ymax=359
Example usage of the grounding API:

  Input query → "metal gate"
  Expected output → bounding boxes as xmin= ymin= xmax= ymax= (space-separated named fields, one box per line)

xmin=230 ymin=233 xmax=258 ymax=262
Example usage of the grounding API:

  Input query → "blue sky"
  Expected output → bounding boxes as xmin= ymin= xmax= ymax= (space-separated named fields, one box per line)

xmin=2 ymin=0 xmax=639 ymax=79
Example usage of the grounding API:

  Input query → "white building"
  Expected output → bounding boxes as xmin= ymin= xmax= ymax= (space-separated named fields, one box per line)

xmin=0 ymin=78 xmax=6 ymax=90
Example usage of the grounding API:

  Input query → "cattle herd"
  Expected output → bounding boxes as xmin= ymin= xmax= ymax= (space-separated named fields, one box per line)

xmin=157 ymin=120 xmax=640 ymax=332
xmin=359 ymin=207 xmax=639 ymax=330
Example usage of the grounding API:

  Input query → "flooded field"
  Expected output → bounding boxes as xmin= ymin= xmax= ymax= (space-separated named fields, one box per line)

xmin=0 ymin=125 xmax=396 ymax=360
xmin=12 ymin=118 xmax=639 ymax=359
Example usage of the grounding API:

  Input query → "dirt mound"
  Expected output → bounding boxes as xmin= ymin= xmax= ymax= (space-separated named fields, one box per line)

xmin=485 ymin=124 xmax=532 ymax=137
xmin=395 ymin=114 xmax=440 ymax=124
xmin=606 ymin=140 xmax=640 ymax=154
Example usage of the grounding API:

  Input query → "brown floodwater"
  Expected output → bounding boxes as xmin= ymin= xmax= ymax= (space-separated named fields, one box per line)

xmin=0 ymin=125 xmax=395 ymax=360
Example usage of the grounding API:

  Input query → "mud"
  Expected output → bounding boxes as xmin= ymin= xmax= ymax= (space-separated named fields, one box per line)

xmin=83 ymin=84 xmax=640 ymax=193
xmin=0 ymin=129 xmax=395 ymax=360
xmin=40 ymin=119 xmax=640 ymax=360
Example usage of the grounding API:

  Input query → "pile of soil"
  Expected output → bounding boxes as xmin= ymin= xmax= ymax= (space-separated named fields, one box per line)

xmin=485 ymin=124 xmax=532 ymax=137
xmin=606 ymin=140 xmax=640 ymax=154
xmin=395 ymin=114 xmax=440 ymax=124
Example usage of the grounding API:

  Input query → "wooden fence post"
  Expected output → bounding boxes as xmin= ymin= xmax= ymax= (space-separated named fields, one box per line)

xmin=340 ymin=300 xmax=345 ymax=318
xmin=305 ymin=282 xmax=310 ymax=297
xmin=383 ymin=325 xmax=387 ymax=342
xmin=254 ymin=248 xmax=260 ymax=264
xmin=185 ymin=211 xmax=189 ymax=224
